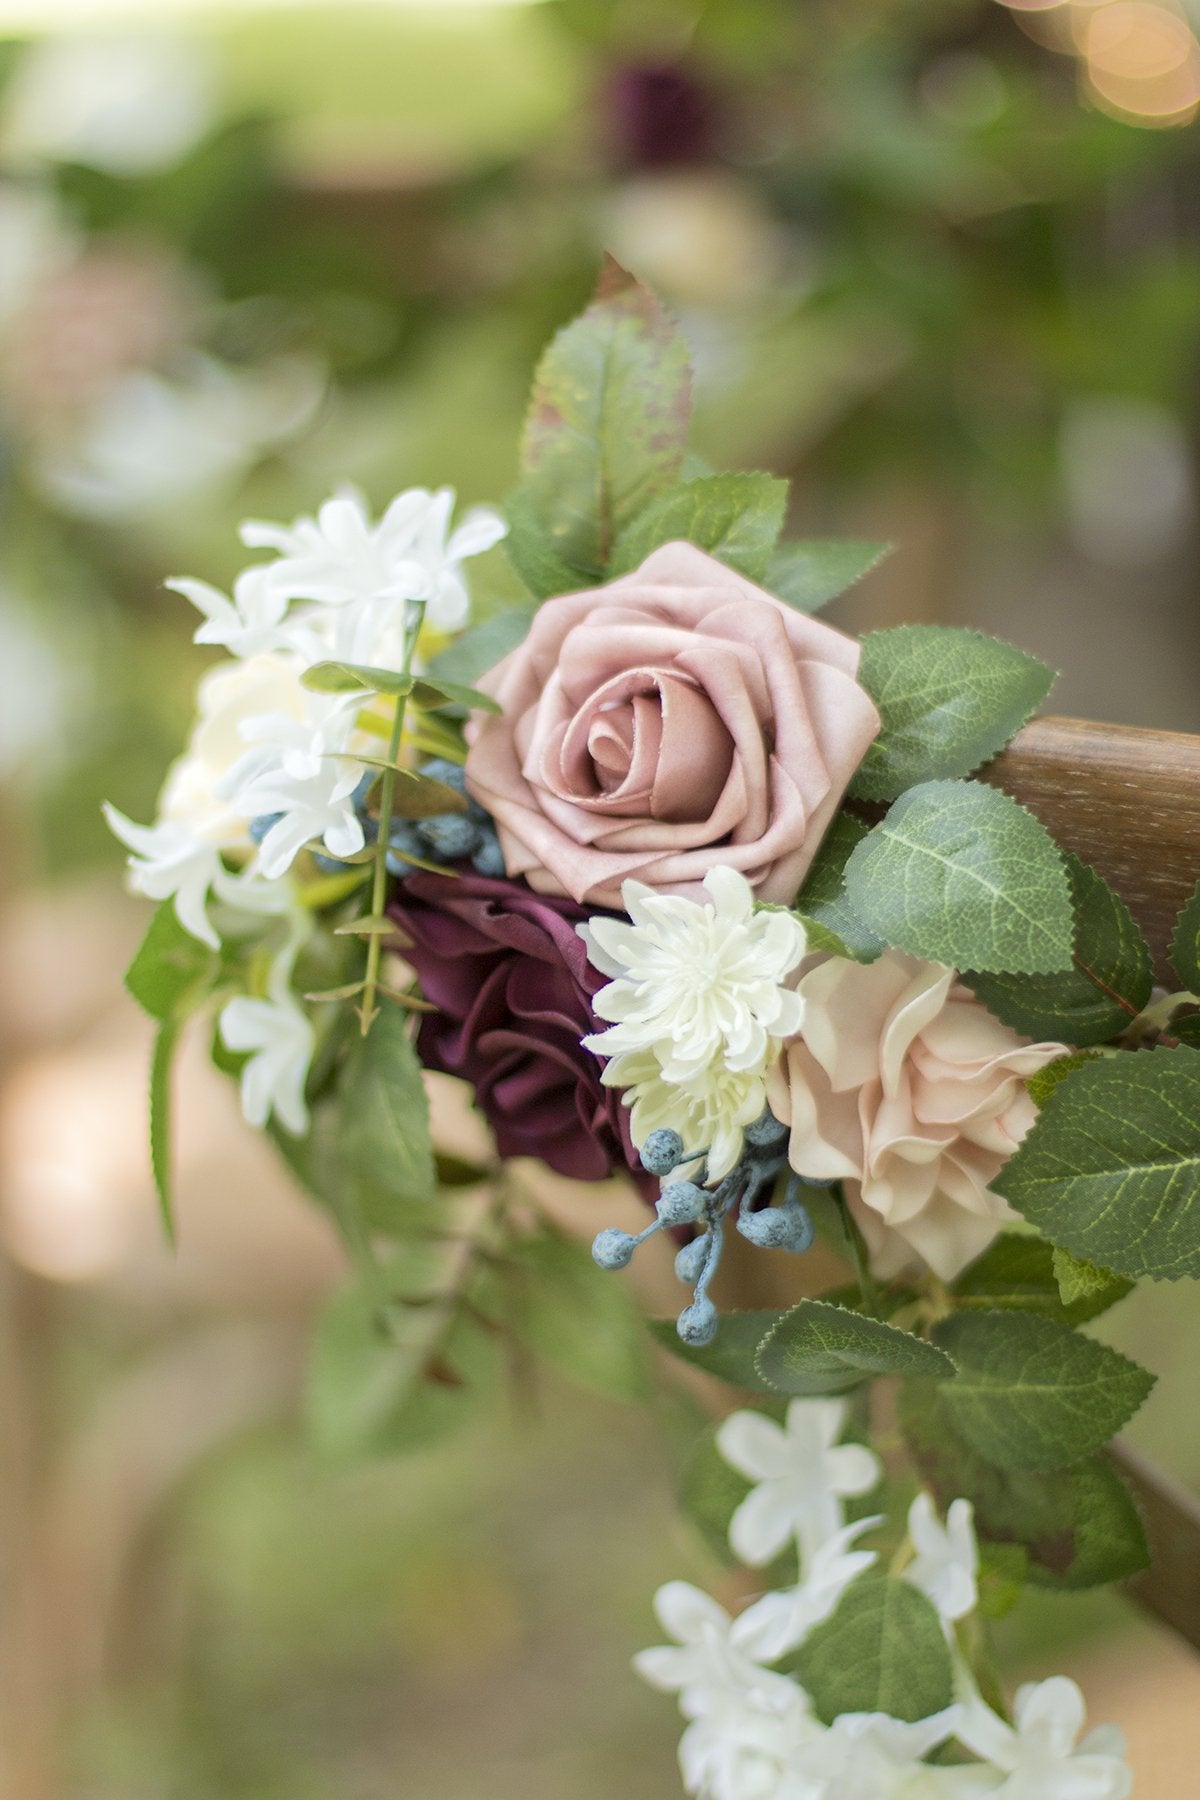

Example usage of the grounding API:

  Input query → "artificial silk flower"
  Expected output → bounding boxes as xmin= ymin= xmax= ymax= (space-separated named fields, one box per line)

xmin=905 ymin=1493 xmax=979 ymax=1626
xmin=598 ymin=1042 xmax=768 ymax=1181
xmin=219 ymin=985 xmax=314 ymax=1135
xmin=716 ymin=1397 xmax=881 ymax=1569
xmin=735 ymin=1514 xmax=882 ymax=1660
xmin=582 ymin=867 xmax=807 ymax=1084
xmin=792 ymin=1706 xmax=967 ymax=1799
xmin=954 ymin=1678 xmax=1133 ymax=1800
xmin=167 ymin=567 xmax=295 ymax=660
xmin=103 ymin=807 xmax=227 ymax=948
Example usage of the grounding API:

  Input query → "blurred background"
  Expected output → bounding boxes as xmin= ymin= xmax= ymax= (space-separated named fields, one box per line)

xmin=2 ymin=0 xmax=1200 ymax=1794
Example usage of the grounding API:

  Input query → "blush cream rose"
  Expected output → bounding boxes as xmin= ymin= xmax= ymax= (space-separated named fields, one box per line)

xmin=767 ymin=951 xmax=1068 ymax=1281
xmin=464 ymin=542 xmax=881 ymax=909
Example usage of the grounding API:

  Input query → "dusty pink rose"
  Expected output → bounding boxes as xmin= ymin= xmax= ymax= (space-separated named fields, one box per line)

xmin=464 ymin=541 xmax=881 ymax=909
xmin=765 ymin=951 xmax=1068 ymax=1281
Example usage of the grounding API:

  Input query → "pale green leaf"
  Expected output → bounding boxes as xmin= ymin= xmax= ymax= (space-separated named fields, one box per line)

xmin=649 ymin=1311 xmax=785 ymax=1392
xmin=125 ymin=899 xmax=218 ymax=1023
xmin=850 ymin=626 xmax=1055 ymax=803
xmin=994 ymin=1046 xmax=1200 ymax=1280
xmin=508 ymin=1228 xmax=650 ymax=1401
xmin=951 ymin=1233 xmax=1130 ymax=1326
xmin=427 ymin=603 xmax=536 ymax=684
xmin=796 ymin=1576 xmax=953 ymax=1724
xmin=756 ymin=1299 xmax=956 ymax=1396
xmin=793 ymin=814 xmax=885 ymax=961
xmin=149 ymin=1018 xmax=179 ymax=1244
xmin=408 ymin=675 xmax=502 ymax=715
xmin=337 ymin=1003 xmax=436 ymax=1235
xmin=503 ymin=488 xmax=585 ymax=600
xmin=844 ymin=780 xmax=1074 ymax=975
xmin=1170 ymin=877 xmax=1200 ymax=991
xmin=968 ymin=855 xmax=1152 ymax=1046
xmin=930 ymin=1310 xmax=1153 ymax=1472
xmin=302 ymin=660 xmax=413 ymax=696
xmin=610 ymin=472 xmax=788 ymax=580
xmin=766 ymin=540 xmax=889 ymax=614
xmin=1052 ymin=1247 xmax=1130 ymax=1314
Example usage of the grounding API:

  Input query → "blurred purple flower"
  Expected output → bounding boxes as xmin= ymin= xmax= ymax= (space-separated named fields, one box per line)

xmin=607 ymin=62 xmax=719 ymax=169
xmin=391 ymin=869 xmax=651 ymax=1192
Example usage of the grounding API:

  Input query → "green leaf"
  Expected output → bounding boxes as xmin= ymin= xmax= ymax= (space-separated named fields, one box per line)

xmin=427 ymin=603 xmax=536 ymax=684
xmin=929 ymin=1309 xmax=1153 ymax=1471
xmin=1170 ymin=877 xmax=1200 ymax=991
xmin=952 ymin=1233 xmax=1131 ymax=1326
xmin=649 ymin=1311 xmax=785 ymax=1392
xmin=302 ymin=660 xmax=413 ymax=696
xmin=1052 ymin=1247 xmax=1131 ymax=1315
xmin=1026 ymin=1051 xmax=1105 ymax=1109
xmin=844 ymin=780 xmax=1074 ymax=975
xmin=507 ymin=1228 xmax=650 ymax=1401
xmin=756 ymin=1299 xmax=956 ymax=1396
xmin=149 ymin=1018 xmax=180 ymax=1243
xmin=849 ymin=627 xmax=1055 ymax=804
xmin=337 ymin=1003 xmax=436 ymax=1235
xmin=305 ymin=1259 xmax=496 ymax=1463
xmin=125 ymin=899 xmax=218 ymax=1023
xmin=796 ymin=1576 xmax=953 ymax=1725
xmin=408 ymin=675 xmax=503 ymax=715
xmin=766 ymin=539 xmax=889 ymax=614
xmin=503 ymin=488 xmax=587 ymax=600
xmin=518 ymin=256 xmax=692 ymax=578
xmin=610 ymin=472 xmax=788 ymax=581
xmin=994 ymin=1046 xmax=1200 ymax=1281
xmin=793 ymin=813 xmax=885 ymax=962
xmin=968 ymin=855 xmax=1153 ymax=1046
xmin=901 ymin=1378 xmax=1149 ymax=1590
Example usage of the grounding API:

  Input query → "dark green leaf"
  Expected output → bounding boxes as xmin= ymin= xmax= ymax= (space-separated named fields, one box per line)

xmin=850 ymin=626 xmax=1055 ymax=803
xmin=149 ymin=1018 xmax=179 ymax=1243
xmin=844 ymin=780 xmax=1074 ymax=975
xmin=994 ymin=1046 xmax=1200 ymax=1281
xmin=901 ymin=1378 xmax=1149 ymax=1590
xmin=951 ymin=1233 xmax=1131 ymax=1326
xmin=427 ymin=603 xmax=536 ymax=683
xmin=1026 ymin=1051 xmax=1105 ymax=1109
xmin=796 ymin=1576 xmax=953 ymax=1724
xmin=1170 ymin=878 xmax=1200 ymax=991
xmin=756 ymin=1299 xmax=956 ymax=1396
xmin=794 ymin=813 xmax=885 ymax=962
xmin=125 ymin=899 xmax=218 ymax=1022
xmin=408 ymin=675 xmax=503 ymax=715
xmin=649 ymin=1311 xmax=785 ymax=1392
xmin=968 ymin=855 xmax=1152 ymax=1046
xmin=302 ymin=660 xmax=413 ymax=696
xmin=766 ymin=540 xmax=890 ymax=614
xmin=610 ymin=472 xmax=788 ymax=581
xmin=337 ymin=1003 xmax=436 ymax=1235
xmin=930 ymin=1309 xmax=1153 ymax=1471
xmin=507 ymin=1229 xmax=650 ymax=1401
xmin=519 ymin=256 xmax=692 ymax=578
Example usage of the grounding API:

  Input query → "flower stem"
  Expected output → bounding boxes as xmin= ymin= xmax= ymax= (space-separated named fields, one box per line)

xmin=832 ymin=1180 xmax=880 ymax=1318
xmin=359 ymin=598 xmax=427 ymax=1034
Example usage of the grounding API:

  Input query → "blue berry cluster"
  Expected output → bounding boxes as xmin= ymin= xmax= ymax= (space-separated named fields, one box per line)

xmin=252 ymin=761 xmax=505 ymax=879
xmin=591 ymin=1113 xmax=818 ymax=1346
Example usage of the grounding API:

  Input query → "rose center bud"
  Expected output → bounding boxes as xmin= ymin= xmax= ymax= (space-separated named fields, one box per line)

xmin=551 ymin=669 xmax=734 ymax=823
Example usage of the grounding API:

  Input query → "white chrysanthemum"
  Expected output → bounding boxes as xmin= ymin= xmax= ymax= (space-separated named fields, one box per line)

xmin=905 ymin=1493 xmax=979 ymax=1626
xmin=602 ymin=1045 xmax=768 ymax=1182
xmin=582 ymin=867 xmax=807 ymax=1084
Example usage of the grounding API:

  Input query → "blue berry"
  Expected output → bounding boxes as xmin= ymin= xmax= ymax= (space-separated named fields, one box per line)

xmin=738 ymin=1200 xmax=814 ymax=1254
xmin=419 ymin=812 xmax=481 ymax=861
xmin=248 ymin=812 xmax=283 ymax=845
xmin=677 ymin=1296 xmax=719 ymax=1346
xmin=640 ymin=1128 xmax=685 ymax=1177
xmin=674 ymin=1235 xmax=709 ymax=1285
xmin=419 ymin=758 xmax=467 ymax=793
xmin=387 ymin=821 xmax=426 ymax=875
xmin=470 ymin=832 xmax=507 ymax=878
xmin=657 ymin=1180 xmax=708 ymax=1226
xmin=592 ymin=1228 xmax=637 ymax=1270
xmin=744 ymin=1109 xmax=789 ymax=1149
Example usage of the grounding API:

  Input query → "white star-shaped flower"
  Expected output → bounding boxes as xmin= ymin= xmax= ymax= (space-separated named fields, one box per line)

xmin=904 ymin=1493 xmax=979 ymax=1626
xmin=735 ymin=1514 xmax=881 ymax=1661
xmin=166 ymin=566 xmax=294 ymax=660
xmin=716 ymin=1397 xmax=881 ymax=1569
xmin=219 ymin=989 xmax=314 ymax=1136
xmin=954 ymin=1678 xmax=1132 ymax=1800
xmin=104 ymin=805 xmax=226 ymax=948
xmin=792 ymin=1707 xmax=968 ymax=1799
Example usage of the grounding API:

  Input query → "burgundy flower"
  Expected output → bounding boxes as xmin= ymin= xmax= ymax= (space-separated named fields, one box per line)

xmin=390 ymin=869 xmax=650 ymax=1191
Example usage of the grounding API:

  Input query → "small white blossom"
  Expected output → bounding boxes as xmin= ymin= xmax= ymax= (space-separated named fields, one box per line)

xmin=793 ymin=1708 xmax=970 ymax=1799
xmin=905 ymin=1493 xmax=979 ymax=1626
xmin=954 ymin=1678 xmax=1133 ymax=1800
xmin=104 ymin=806 xmax=226 ymax=947
xmin=219 ymin=984 xmax=314 ymax=1136
xmin=167 ymin=568 xmax=295 ymax=660
xmin=735 ymin=1515 xmax=882 ymax=1661
xmin=717 ymin=1397 xmax=881 ymax=1570
xmin=582 ymin=867 xmax=806 ymax=1084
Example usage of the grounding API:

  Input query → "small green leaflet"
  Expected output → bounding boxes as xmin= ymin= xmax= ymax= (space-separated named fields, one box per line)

xmin=427 ymin=604 xmax=536 ymax=684
xmin=1025 ymin=1051 xmax=1104 ymax=1109
xmin=766 ymin=540 xmax=889 ymax=615
xmin=336 ymin=1003 xmax=437 ymax=1236
xmin=609 ymin=472 xmax=788 ymax=581
xmin=755 ymin=1299 xmax=956 ymax=1396
xmin=149 ymin=1019 xmax=180 ymax=1244
xmin=408 ymin=675 xmax=502 ymax=715
xmin=951 ymin=1232 xmax=1131 ymax=1327
xmin=795 ymin=1576 xmax=954 ymax=1725
xmin=930 ymin=1309 xmax=1154 ymax=1472
xmin=849 ymin=626 xmax=1055 ymax=803
xmin=968 ymin=855 xmax=1152 ymax=1046
xmin=507 ymin=1229 xmax=650 ymax=1402
xmin=844 ymin=780 xmax=1074 ymax=975
xmin=302 ymin=661 xmax=501 ymax=714
xmin=793 ymin=813 xmax=885 ymax=962
xmin=994 ymin=1046 xmax=1200 ymax=1280
xmin=1170 ymin=878 xmax=1200 ymax=991
xmin=517 ymin=257 xmax=692 ymax=579
xmin=900 ymin=1378 xmax=1149 ymax=1590
xmin=649 ymin=1311 xmax=785 ymax=1392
